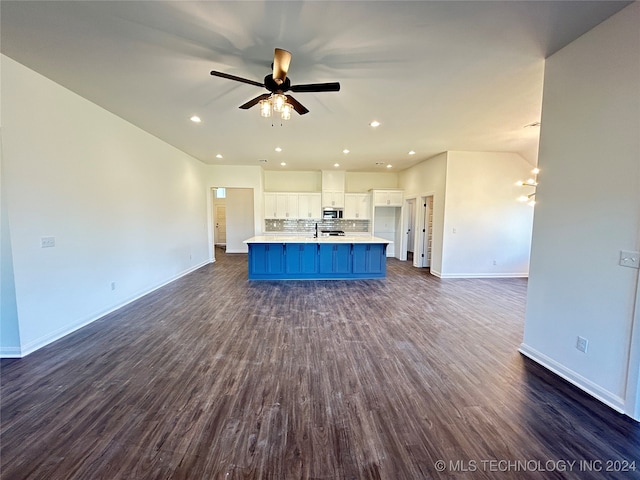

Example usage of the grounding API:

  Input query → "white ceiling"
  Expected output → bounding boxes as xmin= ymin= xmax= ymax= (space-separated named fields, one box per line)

xmin=1 ymin=1 xmax=630 ymax=172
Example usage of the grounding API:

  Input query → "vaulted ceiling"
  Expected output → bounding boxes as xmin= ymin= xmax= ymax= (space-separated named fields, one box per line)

xmin=1 ymin=1 xmax=630 ymax=171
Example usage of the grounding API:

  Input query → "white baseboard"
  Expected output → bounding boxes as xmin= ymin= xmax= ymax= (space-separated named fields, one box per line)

xmin=404 ymin=268 xmax=527 ymax=280
xmin=224 ymin=249 xmax=248 ymax=254
xmin=3 ymin=260 xmax=212 ymax=359
xmin=519 ymin=343 xmax=626 ymax=414
xmin=0 ymin=346 xmax=22 ymax=358
xmin=437 ymin=272 xmax=529 ymax=279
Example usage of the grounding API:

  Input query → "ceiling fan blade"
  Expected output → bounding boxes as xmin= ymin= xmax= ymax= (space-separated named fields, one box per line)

xmin=273 ymin=48 xmax=292 ymax=86
xmin=290 ymin=82 xmax=341 ymax=93
xmin=285 ymin=95 xmax=309 ymax=115
xmin=239 ymin=93 xmax=271 ymax=110
xmin=210 ymin=70 xmax=264 ymax=88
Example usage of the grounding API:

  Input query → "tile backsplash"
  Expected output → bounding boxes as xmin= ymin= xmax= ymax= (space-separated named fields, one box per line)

xmin=265 ymin=219 xmax=370 ymax=234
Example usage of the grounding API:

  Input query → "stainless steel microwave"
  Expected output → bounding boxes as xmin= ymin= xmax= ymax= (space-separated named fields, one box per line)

xmin=323 ymin=208 xmax=343 ymax=219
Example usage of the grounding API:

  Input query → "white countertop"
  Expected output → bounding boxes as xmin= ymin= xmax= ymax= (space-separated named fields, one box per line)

xmin=244 ymin=235 xmax=392 ymax=244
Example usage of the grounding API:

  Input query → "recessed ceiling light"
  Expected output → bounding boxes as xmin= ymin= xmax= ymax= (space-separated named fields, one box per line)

xmin=334 ymin=163 xmax=340 ymax=167
xmin=369 ymin=121 xmax=380 ymax=127
xmin=386 ymin=164 xmax=393 ymax=169
xmin=342 ymin=149 xmax=350 ymax=154
xmin=275 ymin=147 xmax=282 ymax=152
xmin=408 ymin=150 xmax=416 ymax=155
xmin=280 ymin=162 xmax=286 ymax=166
xmin=215 ymin=154 xmax=223 ymax=159
xmin=190 ymin=116 xmax=201 ymax=123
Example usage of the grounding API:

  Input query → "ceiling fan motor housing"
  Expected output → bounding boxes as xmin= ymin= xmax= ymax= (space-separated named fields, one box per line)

xmin=264 ymin=75 xmax=291 ymax=93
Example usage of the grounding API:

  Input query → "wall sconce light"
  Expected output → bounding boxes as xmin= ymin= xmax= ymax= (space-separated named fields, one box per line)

xmin=517 ymin=167 xmax=540 ymax=206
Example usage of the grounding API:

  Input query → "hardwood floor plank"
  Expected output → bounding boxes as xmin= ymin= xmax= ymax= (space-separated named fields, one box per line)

xmin=2 ymin=249 xmax=639 ymax=479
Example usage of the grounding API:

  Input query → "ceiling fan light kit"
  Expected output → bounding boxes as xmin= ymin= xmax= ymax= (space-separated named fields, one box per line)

xmin=210 ymin=48 xmax=340 ymax=120
xmin=259 ymin=98 xmax=272 ymax=118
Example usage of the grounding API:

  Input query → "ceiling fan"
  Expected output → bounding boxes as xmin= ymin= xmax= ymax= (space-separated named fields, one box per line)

xmin=210 ymin=48 xmax=340 ymax=117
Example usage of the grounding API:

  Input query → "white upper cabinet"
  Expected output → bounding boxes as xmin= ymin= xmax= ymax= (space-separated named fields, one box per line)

xmin=371 ymin=189 xmax=403 ymax=207
xmin=298 ymin=193 xmax=322 ymax=218
xmin=321 ymin=170 xmax=345 ymax=191
xmin=344 ymin=193 xmax=371 ymax=219
xmin=321 ymin=170 xmax=345 ymax=208
xmin=264 ymin=192 xmax=299 ymax=218
xmin=264 ymin=192 xmax=319 ymax=219
xmin=322 ymin=190 xmax=345 ymax=208
xmin=264 ymin=192 xmax=278 ymax=219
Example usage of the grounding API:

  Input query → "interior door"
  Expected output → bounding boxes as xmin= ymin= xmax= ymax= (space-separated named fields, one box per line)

xmin=420 ymin=196 xmax=433 ymax=268
xmin=215 ymin=203 xmax=226 ymax=245
xmin=406 ymin=199 xmax=415 ymax=256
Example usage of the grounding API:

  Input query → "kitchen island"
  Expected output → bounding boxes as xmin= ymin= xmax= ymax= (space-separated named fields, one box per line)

xmin=244 ymin=235 xmax=391 ymax=280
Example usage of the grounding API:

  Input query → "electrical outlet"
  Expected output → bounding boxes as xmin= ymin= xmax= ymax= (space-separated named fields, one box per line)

xmin=492 ymin=260 xmax=497 ymax=266
xmin=41 ymin=236 xmax=56 ymax=248
xmin=619 ymin=250 xmax=640 ymax=269
xmin=111 ymin=282 xmax=116 ymax=291
xmin=576 ymin=336 xmax=588 ymax=353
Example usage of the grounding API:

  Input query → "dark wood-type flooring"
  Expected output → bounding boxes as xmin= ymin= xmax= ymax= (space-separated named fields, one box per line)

xmin=2 ymin=249 xmax=639 ymax=479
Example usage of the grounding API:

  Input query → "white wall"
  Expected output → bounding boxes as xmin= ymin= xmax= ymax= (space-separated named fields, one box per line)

xmin=225 ymin=188 xmax=254 ymax=254
xmin=441 ymin=151 xmax=534 ymax=277
xmin=263 ymin=170 xmax=321 ymax=192
xmin=1 ymin=136 xmax=21 ymax=355
xmin=399 ymin=152 xmax=448 ymax=275
xmin=346 ymin=172 xmax=398 ymax=192
xmin=1 ymin=55 xmax=210 ymax=357
xmin=399 ymin=151 xmax=534 ymax=278
xmin=261 ymin=170 xmax=398 ymax=193
xmin=521 ymin=3 xmax=640 ymax=416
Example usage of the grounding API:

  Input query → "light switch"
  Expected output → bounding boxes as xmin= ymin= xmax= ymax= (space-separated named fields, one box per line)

xmin=619 ymin=250 xmax=640 ymax=269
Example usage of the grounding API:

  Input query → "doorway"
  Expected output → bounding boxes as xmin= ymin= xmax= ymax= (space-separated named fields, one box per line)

xmin=415 ymin=196 xmax=433 ymax=268
xmin=211 ymin=187 xmax=255 ymax=255
xmin=213 ymin=188 xmax=226 ymax=248
xmin=404 ymin=199 xmax=416 ymax=262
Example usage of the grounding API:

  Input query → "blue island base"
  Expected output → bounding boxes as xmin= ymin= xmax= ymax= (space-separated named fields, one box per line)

xmin=247 ymin=242 xmax=387 ymax=280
